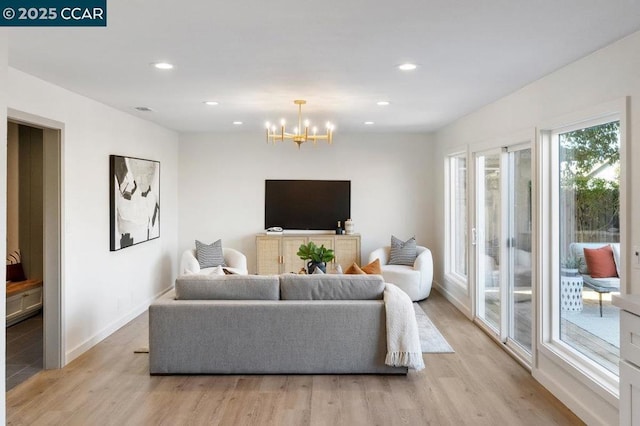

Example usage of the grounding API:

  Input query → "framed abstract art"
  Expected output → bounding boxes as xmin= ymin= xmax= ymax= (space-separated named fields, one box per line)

xmin=109 ymin=155 xmax=160 ymax=251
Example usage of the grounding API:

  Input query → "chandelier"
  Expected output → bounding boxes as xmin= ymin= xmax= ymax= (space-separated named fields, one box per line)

xmin=265 ymin=100 xmax=335 ymax=148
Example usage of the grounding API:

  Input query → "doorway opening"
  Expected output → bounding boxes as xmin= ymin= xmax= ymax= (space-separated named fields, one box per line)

xmin=5 ymin=115 xmax=63 ymax=390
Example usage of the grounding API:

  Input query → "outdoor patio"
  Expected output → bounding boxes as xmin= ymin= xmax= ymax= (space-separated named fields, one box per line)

xmin=485 ymin=288 xmax=620 ymax=374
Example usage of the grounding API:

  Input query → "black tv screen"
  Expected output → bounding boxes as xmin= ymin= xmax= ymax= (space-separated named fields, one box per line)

xmin=265 ymin=180 xmax=351 ymax=230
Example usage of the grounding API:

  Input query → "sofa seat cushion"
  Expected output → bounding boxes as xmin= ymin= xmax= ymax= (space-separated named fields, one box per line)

xmin=280 ymin=274 xmax=384 ymax=300
xmin=175 ymin=275 xmax=280 ymax=300
xmin=197 ymin=266 xmax=246 ymax=276
xmin=380 ymin=265 xmax=421 ymax=299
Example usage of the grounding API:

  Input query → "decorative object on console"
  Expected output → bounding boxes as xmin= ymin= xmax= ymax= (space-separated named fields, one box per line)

xmin=389 ymin=235 xmax=417 ymax=266
xmin=345 ymin=218 xmax=354 ymax=235
xmin=109 ymin=155 xmax=160 ymax=251
xmin=195 ymin=239 xmax=227 ymax=269
xmin=265 ymin=100 xmax=335 ymax=148
xmin=297 ymin=241 xmax=335 ymax=274
xmin=335 ymin=221 xmax=342 ymax=235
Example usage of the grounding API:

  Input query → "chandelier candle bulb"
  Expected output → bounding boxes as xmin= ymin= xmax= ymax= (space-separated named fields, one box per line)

xmin=265 ymin=100 xmax=335 ymax=147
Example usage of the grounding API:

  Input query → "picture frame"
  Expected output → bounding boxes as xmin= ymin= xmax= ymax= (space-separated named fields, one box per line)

xmin=109 ymin=155 xmax=160 ymax=251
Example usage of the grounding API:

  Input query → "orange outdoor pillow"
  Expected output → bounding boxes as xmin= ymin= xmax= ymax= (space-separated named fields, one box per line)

xmin=345 ymin=262 xmax=366 ymax=274
xmin=583 ymin=245 xmax=618 ymax=278
xmin=361 ymin=258 xmax=382 ymax=275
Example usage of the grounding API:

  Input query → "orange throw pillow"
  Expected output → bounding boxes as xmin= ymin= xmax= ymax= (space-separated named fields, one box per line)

xmin=361 ymin=258 xmax=382 ymax=275
xmin=583 ymin=245 xmax=618 ymax=278
xmin=345 ymin=262 xmax=366 ymax=274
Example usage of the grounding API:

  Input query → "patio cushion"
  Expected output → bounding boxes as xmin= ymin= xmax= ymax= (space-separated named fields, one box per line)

xmin=582 ymin=275 xmax=619 ymax=291
xmin=583 ymin=245 xmax=617 ymax=278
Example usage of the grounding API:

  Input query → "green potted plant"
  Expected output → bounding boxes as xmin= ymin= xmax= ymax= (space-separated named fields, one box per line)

xmin=561 ymin=256 xmax=583 ymax=276
xmin=297 ymin=241 xmax=335 ymax=274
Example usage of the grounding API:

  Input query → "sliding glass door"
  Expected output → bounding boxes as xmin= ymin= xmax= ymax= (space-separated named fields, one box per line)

xmin=475 ymin=145 xmax=532 ymax=359
xmin=475 ymin=150 xmax=502 ymax=333
xmin=507 ymin=146 xmax=532 ymax=354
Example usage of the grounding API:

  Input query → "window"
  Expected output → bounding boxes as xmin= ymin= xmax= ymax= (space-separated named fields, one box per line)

xmin=445 ymin=153 xmax=468 ymax=284
xmin=556 ymin=120 xmax=621 ymax=374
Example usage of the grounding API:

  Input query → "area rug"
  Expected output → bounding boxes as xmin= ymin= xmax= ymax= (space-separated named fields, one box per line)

xmin=563 ymin=299 xmax=619 ymax=347
xmin=414 ymin=303 xmax=454 ymax=353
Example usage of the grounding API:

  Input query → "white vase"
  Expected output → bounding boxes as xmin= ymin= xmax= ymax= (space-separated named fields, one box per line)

xmin=345 ymin=219 xmax=354 ymax=235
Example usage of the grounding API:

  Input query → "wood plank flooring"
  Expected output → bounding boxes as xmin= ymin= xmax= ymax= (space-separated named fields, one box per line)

xmin=6 ymin=291 xmax=583 ymax=425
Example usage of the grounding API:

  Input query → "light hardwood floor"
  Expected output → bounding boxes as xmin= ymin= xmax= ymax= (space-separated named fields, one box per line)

xmin=6 ymin=291 xmax=583 ymax=425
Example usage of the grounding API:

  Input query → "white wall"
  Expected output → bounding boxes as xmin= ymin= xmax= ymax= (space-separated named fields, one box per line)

xmin=7 ymin=68 xmax=180 ymax=363
xmin=178 ymin=132 xmax=435 ymax=272
xmin=0 ymin=28 xmax=9 ymax=421
xmin=433 ymin=30 xmax=640 ymax=425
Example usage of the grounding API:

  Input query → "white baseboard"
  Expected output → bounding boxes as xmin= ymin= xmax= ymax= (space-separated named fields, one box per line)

xmin=433 ymin=280 xmax=473 ymax=320
xmin=533 ymin=367 xmax=615 ymax=426
xmin=65 ymin=286 xmax=173 ymax=364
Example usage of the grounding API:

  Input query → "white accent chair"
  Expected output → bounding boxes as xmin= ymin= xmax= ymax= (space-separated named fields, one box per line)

xmin=180 ymin=248 xmax=249 ymax=276
xmin=368 ymin=246 xmax=433 ymax=301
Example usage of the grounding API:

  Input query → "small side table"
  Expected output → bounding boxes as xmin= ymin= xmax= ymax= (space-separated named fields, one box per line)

xmin=561 ymin=275 xmax=583 ymax=312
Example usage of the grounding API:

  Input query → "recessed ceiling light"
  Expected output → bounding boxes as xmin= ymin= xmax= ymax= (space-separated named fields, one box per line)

xmin=398 ymin=63 xmax=417 ymax=71
xmin=135 ymin=106 xmax=154 ymax=112
xmin=364 ymin=121 xmax=375 ymax=125
xmin=376 ymin=101 xmax=390 ymax=106
xmin=152 ymin=62 xmax=174 ymax=70
xmin=204 ymin=101 xmax=219 ymax=106
xmin=233 ymin=121 xmax=243 ymax=125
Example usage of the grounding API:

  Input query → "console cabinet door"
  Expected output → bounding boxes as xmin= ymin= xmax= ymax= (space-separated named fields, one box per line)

xmin=256 ymin=236 xmax=281 ymax=275
xmin=256 ymin=234 xmax=361 ymax=275
xmin=282 ymin=237 xmax=306 ymax=274
xmin=334 ymin=236 xmax=360 ymax=271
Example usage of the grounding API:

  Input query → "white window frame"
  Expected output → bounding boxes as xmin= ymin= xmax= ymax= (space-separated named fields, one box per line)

xmin=537 ymin=98 xmax=627 ymax=402
xmin=444 ymin=151 xmax=469 ymax=291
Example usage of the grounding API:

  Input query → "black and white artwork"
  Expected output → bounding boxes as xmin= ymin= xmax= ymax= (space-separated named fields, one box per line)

xmin=109 ymin=155 xmax=160 ymax=251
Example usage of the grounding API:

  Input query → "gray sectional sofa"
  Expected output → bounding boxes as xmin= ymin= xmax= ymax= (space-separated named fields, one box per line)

xmin=149 ymin=274 xmax=408 ymax=375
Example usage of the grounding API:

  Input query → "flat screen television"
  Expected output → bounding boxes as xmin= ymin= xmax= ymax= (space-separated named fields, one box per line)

xmin=265 ymin=180 xmax=351 ymax=231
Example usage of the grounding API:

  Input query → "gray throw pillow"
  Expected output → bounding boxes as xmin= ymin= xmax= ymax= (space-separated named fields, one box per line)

xmin=195 ymin=239 xmax=226 ymax=268
xmin=389 ymin=235 xmax=417 ymax=266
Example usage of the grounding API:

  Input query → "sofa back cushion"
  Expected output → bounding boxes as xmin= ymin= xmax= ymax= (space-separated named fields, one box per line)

xmin=280 ymin=274 xmax=384 ymax=300
xmin=175 ymin=275 xmax=280 ymax=300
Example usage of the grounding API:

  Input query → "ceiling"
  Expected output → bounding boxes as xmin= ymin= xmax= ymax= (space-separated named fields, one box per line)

xmin=7 ymin=0 xmax=640 ymax=134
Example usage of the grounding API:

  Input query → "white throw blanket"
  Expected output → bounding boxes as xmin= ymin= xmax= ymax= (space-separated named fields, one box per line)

xmin=383 ymin=283 xmax=425 ymax=370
